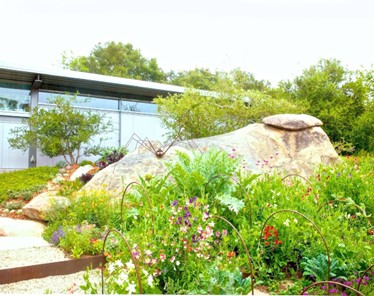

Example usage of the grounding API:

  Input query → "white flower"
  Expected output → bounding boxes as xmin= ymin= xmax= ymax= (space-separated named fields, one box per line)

xmin=126 ymin=282 xmax=137 ymax=294
xmin=147 ymin=274 xmax=154 ymax=287
xmin=113 ymin=260 xmax=123 ymax=268
xmin=145 ymin=249 xmax=152 ymax=256
xmin=115 ymin=270 xmax=129 ymax=285
xmin=143 ymin=268 xmax=149 ymax=276
xmin=107 ymin=262 xmax=116 ymax=274
xmin=294 ymin=218 xmax=298 ymax=224
xmin=176 ymin=260 xmax=180 ymax=266
xmin=283 ymin=219 xmax=290 ymax=227
xmin=126 ymin=260 xmax=135 ymax=270
xmin=180 ymin=226 xmax=187 ymax=233
xmin=208 ymin=221 xmax=215 ymax=227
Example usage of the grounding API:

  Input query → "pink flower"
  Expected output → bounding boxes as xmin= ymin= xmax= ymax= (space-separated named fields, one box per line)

xmin=160 ymin=253 xmax=166 ymax=262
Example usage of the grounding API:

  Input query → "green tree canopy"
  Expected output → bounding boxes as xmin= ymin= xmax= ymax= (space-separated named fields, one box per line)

xmin=8 ymin=95 xmax=112 ymax=164
xmin=166 ymin=68 xmax=272 ymax=92
xmin=62 ymin=42 xmax=167 ymax=82
xmin=154 ymin=88 xmax=303 ymax=140
xmin=278 ymin=58 xmax=372 ymax=151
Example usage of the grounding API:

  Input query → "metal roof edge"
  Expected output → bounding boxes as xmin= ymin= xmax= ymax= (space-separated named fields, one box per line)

xmin=0 ymin=61 xmax=185 ymax=94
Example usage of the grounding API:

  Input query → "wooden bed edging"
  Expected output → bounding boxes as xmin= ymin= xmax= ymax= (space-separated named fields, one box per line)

xmin=0 ymin=254 xmax=105 ymax=285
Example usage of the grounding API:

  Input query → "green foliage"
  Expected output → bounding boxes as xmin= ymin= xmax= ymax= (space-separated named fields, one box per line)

xmin=300 ymin=253 xmax=348 ymax=282
xmin=2 ymin=199 xmax=25 ymax=210
xmin=42 ymin=150 xmax=373 ymax=295
xmin=8 ymin=94 xmax=112 ymax=165
xmin=167 ymin=67 xmax=271 ymax=92
xmin=166 ymin=148 xmax=239 ymax=197
xmin=154 ymin=88 xmax=303 ymax=140
xmin=79 ymin=160 xmax=94 ymax=166
xmin=279 ymin=58 xmax=373 ymax=152
xmin=62 ymin=42 xmax=166 ymax=82
xmin=96 ymin=146 xmax=127 ymax=169
xmin=57 ymin=222 xmax=103 ymax=258
xmin=0 ymin=166 xmax=58 ymax=202
xmin=57 ymin=179 xmax=85 ymax=198
xmin=55 ymin=160 xmax=67 ymax=168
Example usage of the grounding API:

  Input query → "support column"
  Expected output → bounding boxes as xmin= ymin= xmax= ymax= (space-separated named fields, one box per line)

xmin=28 ymin=75 xmax=42 ymax=168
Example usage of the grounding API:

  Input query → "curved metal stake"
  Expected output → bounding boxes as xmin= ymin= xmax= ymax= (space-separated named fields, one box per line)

xmin=258 ymin=210 xmax=331 ymax=281
xmin=300 ymin=280 xmax=364 ymax=295
xmin=101 ymin=229 xmax=143 ymax=294
xmin=211 ymin=215 xmax=255 ymax=296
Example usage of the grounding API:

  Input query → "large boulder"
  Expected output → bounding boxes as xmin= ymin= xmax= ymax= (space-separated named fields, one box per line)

xmin=22 ymin=192 xmax=70 ymax=221
xmin=82 ymin=114 xmax=339 ymax=196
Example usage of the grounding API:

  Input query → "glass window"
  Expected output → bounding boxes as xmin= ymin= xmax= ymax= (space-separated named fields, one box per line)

xmin=121 ymin=100 xmax=157 ymax=113
xmin=0 ymin=86 xmax=30 ymax=112
xmin=39 ymin=92 xmax=119 ymax=110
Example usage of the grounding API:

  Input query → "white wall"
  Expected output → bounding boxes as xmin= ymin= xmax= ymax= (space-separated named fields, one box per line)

xmin=121 ymin=112 xmax=168 ymax=152
xmin=0 ymin=122 xmax=29 ymax=169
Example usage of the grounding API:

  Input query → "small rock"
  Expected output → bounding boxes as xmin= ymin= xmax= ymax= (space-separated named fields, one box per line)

xmin=262 ymin=114 xmax=323 ymax=131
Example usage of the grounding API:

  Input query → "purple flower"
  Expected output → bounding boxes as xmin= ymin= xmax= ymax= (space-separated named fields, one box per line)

xmin=192 ymin=234 xmax=199 ymax=243
xmin=328 ymin=288 xmax=338 ymax=293
xmin=51 ymin=226 xmax=65 ymax=245
xmin=321 ymin=285 xmax=326 ymax=290
xmin=171 ymin=200 xmax=178 ymax=207
xmin=215 ymin=231 xmax=221 ymax=237
xmin=189 ymin=196 xmax=197 ymax=204
xmin=343 ymin=281 xmax=352 ymax=287
xmin=341 ymin=292 xmax=348 ymax=296
xmin=363 ymin=275 xmax=370 ymax=281
xmin=184 ymin=211 xmax=191 ymax=218
xmin=222 ymin=229 xmax=228 ymax=236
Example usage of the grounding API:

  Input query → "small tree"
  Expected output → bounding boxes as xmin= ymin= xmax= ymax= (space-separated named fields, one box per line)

xmin=9 ymin=95 xmax=112 ymax=165
xmin=154 ymin=88 xmax=303 ymax=140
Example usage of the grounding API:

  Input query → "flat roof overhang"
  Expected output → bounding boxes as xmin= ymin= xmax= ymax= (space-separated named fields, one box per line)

xmin=0 ymin=63 xmax=185 ymax=102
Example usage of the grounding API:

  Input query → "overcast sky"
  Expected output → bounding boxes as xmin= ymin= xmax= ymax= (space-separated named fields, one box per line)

xmin=0 ymin=0 xmax=373 ymax=86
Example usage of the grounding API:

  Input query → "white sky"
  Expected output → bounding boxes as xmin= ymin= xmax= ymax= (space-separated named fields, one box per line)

xmin=0 ymin=0 xmax=373 ymax=86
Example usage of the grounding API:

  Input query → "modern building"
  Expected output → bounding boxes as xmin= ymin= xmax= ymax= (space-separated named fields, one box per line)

xmin=0 ymin=63 xmax=184 ymax=171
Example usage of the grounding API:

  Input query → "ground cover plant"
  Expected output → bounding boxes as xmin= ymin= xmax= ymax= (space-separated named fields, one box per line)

xmin=40 ymin=151 xmax=373 ymax=295
xmin=0 ymin=166 xmax=58 ymax=203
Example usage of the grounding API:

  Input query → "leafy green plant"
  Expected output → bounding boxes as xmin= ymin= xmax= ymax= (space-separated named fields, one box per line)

xmin=55 ymin=160 xmax=68 ymax=168
xmin=96 ymin=146 xmax=127 ymax=169
xmin=300 ymin=253 xmax=348 ymax=282
xmin=166 ymin=148 xmax=239 ymax=197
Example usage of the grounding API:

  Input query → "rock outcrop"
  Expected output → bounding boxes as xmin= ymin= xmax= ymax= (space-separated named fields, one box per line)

xmin=22 ymin=192 xmax=70 ymax=221
xmin=82 ymin=114 xmax=339 ymax=196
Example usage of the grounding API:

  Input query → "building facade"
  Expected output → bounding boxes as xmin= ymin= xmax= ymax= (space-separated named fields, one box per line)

xmin=0 ymin=64 xmax=184 ymax=171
